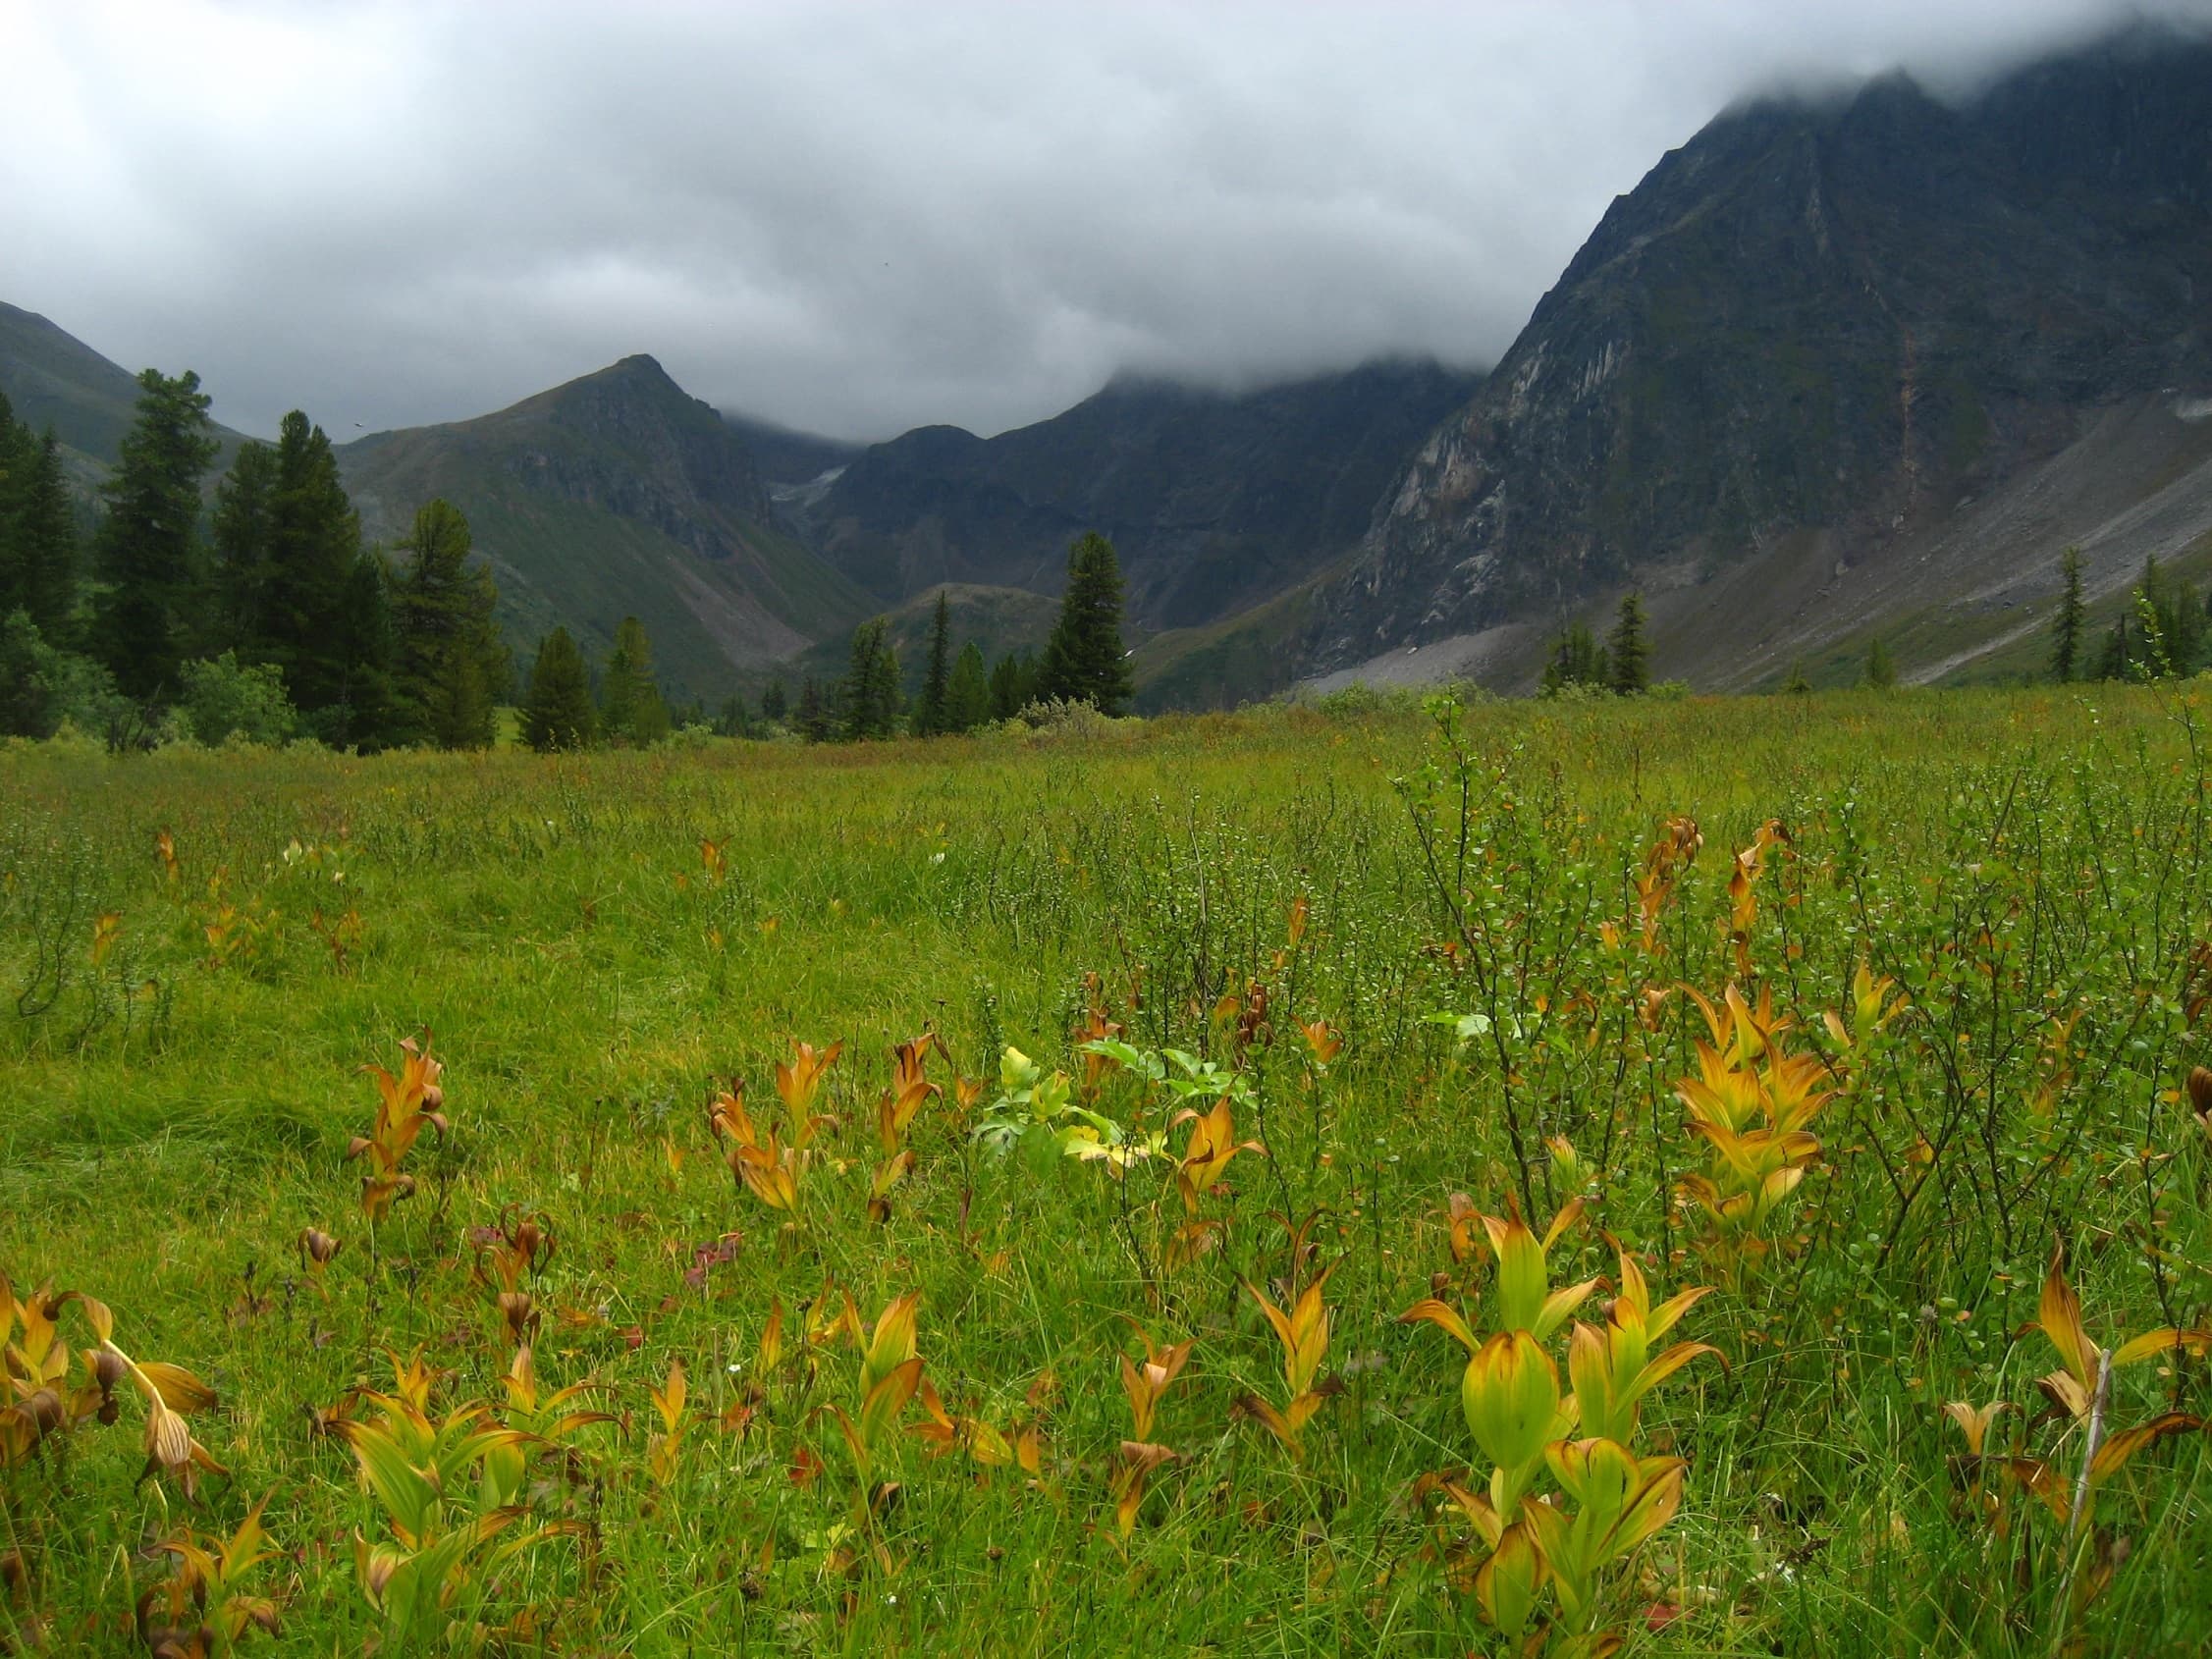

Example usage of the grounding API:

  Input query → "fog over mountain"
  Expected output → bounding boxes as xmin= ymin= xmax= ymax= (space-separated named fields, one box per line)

xmin=6 ymin=0 xmax=2204 ymax=442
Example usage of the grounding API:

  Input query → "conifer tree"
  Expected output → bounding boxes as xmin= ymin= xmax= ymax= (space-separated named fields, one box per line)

xmin=2050 ymin=547 xmax=2085 ymax=682
xmin=0 ymin=417 xmax=79 ymax=641
xmin=393 ymin=499 xmax=505 ymax=748
xmin=793 ymin=675 xmax=831 ymax=741
xmin=1863 ymin=637 xmax=1897 ymax=689
xmin=841 ymin=616 xmax=902 ymax=739
xmin=1605 ymin=591 xmax=1648 ymax=694
xmin=2095 ymin=615 xmax=2130 ymax=681
xmin=210 ymin=439 xmax=277 ymax=651
xmin=259 ymin=411 xmax=361 ymax=713
xmin=944 ymin=640 xmax=991 ymax=732
xmin=90 ymin=369 xmax=219 ymax=699
xmin=759 ymin=675 xmax=788 ymax=724
xmin=1539 ymin=622 xmax=1604 ymax=693
xmin=916 ymin=588 xmax=952 ymax=734
xmin=328 ymin=550 xmax=399 ymax=750
xmin=598 ymin=615 xmax=670 ymax=745
xmin=988 ymin=650 xmax=1035 ymax=720
xmin=2139 ymin=555 xmax=2202 ymax=674
xmin=522 ymin=625 xmax=596 ymax=751
xmin=1037 ymin=533 xmax=1133 ymax=713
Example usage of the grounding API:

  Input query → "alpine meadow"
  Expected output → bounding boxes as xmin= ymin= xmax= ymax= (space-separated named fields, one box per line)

xmin=7 ymin=7 xmax=2212 ymax=1658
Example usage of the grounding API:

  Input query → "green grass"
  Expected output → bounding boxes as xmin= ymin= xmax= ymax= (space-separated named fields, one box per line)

xmin=3 ymin=686 xmax=2210 ymax=1654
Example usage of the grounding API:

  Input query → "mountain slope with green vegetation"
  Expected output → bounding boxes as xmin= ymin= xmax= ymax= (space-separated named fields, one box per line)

xmin=0 ymin=301 xmax=251 ymax=486
xmin=335 ymin=356 xmax=872 ymax=703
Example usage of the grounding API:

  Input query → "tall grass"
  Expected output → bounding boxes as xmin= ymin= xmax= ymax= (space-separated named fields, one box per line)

xmin=2 ymin=686 xmax=2208 ymax=1654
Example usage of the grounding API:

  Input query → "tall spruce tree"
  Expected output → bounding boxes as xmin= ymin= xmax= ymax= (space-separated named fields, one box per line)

xmin=2051 ymin=547 xmax=2085 ymax=682
xmin=793 ymin=675 xmax=831 ymax=741
xmin=1539 ymin=622 xmax=1605 ymax=694
xmin=841 ymin=616 xmax=902 ymax=739
xmin=916 ymin=589 xmax=952 ymax=735
xmin=1 ymin=412 xmax=79 ymax=641
xmin=522 ymin=626 xmax=596 ymax=751
xmin=210 ymin=439 xmax=277 ymax=651
xmin=944 ymin=641 xmax=991 ymax=732
xmin=259 ymin=411 xmax=361 ymax=713
xmin=91 ymin=369 xmax=219 ymax=699
xmin=1605 ymin=592 xmax=1649 ymax=694
xmin=1037 ymin=533 xmax=1133 ymax=714
xmin=598 ymin=615 xmax=671 ymax=745
xmin=0 ymin=392 xmax=30 ymax=618
xmin=393 ymin=499 xmax=505 ymax=748
xmin=760 ymin=674 xmax=788 ymax=724
xmin=2094 ymin=615 xmax=2130 ymax=681
xmin=328 ymin=550 xmax=399 ymax=749
xmin=2139 ymin=555 xmax=2203 ymax=674
xmin=988 ymin=649 xmax=1036 ymax=720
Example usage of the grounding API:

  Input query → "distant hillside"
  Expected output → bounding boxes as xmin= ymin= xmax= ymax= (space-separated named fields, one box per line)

xmin=1311 ymin=25 xmax=2212 ymax=691
xmin=0 ymin=300 xmax=251 ymax=484
xmin=798 ymin=359 xmax=1483 ymax=632
xmin=336 ymin=357 xmax=872 ymax=701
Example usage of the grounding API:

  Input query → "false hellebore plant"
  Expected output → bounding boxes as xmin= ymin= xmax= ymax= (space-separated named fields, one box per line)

xmin=1401 ymin=1191 xmax=1722 ymax=1653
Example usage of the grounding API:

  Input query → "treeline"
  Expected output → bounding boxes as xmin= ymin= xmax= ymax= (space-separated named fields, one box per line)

xmin=0 ymin=371 xmax=506 ymax=749
xmin=1539 ymin=591 xmax=1651 ymax=696
xmin=2050 ymin=547 xmax=2212 ymax=682
xmin=685 ymin=529 xmax=1137 ymax=747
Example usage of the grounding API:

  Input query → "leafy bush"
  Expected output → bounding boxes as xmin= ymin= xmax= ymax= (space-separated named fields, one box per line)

xmin=0 ymin=609 xmax=133 ymax=740
xmin=178 ymin=652 xmax=299 ymax=747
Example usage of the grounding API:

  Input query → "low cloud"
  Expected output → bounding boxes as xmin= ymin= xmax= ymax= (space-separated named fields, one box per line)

xmin=3 ymin=0 xmax=2203 ymax=440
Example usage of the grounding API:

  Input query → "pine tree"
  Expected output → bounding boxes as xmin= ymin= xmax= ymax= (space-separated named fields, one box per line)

xmin=328 ymin=551 xmax=399 ymax=750
xmin=1037 ymin=533 xmax=1133 ymax=713
xmin=1539 ymin=622 xmax=1604 ymax=694
xmin=90 ymin=369 xmax=219 ymax=699
xmin=210 ymin=440 xmax=277 ymax=649
xmin=2051 ymin=547 xmax=2085 ymax=682
xmin=916 ymin=589 xmax=952 ymax=735
xmin=841 ymin=616 xmax=902 ymax=740
xmin=2139 ymin=555 xmax=2203 ymax=674
xmin=0 ymin=423 xmax=79 ymax=641
xmin=259 ymin=411 xmax=361 ymax=713
xmin=2095 ymin=615 xmax=2130 ymax=681
xmin=1778 ymin=661 xmax=1812 ymax=695
xmin=988 ymin=651 xmax=1033 ymax=720
xmin=522 ymin=626 xmax=596 ymax=751
xmin=393 ymin=500 xmax=505 ymax=749
xmin=0 ymin=393 xmax=30 ymax=619
xmin=1605 ymin=592 xmax=1649 ymax=694
xmin=793 ymin=675 xmax=832 ymax=741
xmin=1863 ymin=638 xmax=1897 ymax=689
xmin=599 ymin=615 xmax=670 ymax=745
xmin=760 ymin=675 xmax=788 ymax=724
xmin=944 ymin=641 xmax=991 ymax=732
xmin=715 ymin=693 xmax=750 ymax=738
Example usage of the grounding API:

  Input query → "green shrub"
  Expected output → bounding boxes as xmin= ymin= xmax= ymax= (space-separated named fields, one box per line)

xmin=177 ymin=651 xmax=298 ymax=746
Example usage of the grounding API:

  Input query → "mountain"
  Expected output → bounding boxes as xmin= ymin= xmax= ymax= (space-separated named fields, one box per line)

xmin=722 ymin=412 xmax=864 ymax=489
xmin=798 ymin=358 xmax=1483 ymax=633
xmin=1309 ymin=25 xmax=2212 ymax=691
xmin=336 ymin=357 xmax=870 ymax=701
xmin=0 ymin=300 xmax=252 ymax=483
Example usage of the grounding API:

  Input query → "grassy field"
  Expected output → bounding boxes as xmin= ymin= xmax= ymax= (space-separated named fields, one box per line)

xmin=4 ymin=687 xmax=2211 ymax=1655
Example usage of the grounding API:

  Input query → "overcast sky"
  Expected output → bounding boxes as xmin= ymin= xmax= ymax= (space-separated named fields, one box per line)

xmin=3 ymin=1 xmax=2205 ymax=442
